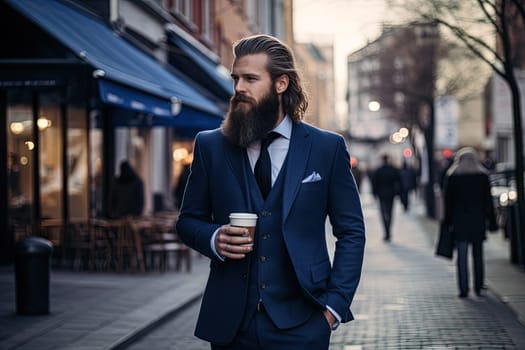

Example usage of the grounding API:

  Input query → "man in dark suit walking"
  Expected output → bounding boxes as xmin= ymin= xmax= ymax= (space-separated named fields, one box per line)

xmin=176 ymin=34 xmax=365 ymax=349
xmin=372 ymin=154 xmax=401 ymax=241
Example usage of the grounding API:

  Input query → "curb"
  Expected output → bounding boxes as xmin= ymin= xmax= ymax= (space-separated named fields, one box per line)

xmin=110 ymin=291 xmax=204 ymax=350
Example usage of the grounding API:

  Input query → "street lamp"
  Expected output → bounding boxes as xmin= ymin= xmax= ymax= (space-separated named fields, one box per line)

xmin=368 ymin=101 xmax=381 ymax=112
xmin=390 ymin=127 xmax=410 ymax=144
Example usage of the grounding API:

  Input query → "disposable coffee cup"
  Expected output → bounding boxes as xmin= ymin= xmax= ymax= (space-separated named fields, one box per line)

xmin=229 ymin=213 xmax=258 ymax=244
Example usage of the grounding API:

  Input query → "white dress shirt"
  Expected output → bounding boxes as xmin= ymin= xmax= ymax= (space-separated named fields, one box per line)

xmin=246 ymin=115 xmax=292 ymax=184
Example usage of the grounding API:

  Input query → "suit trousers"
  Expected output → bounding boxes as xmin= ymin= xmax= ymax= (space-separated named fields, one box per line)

xmin=211 ymin=305 xmax=331 ymax=350
xmin=456 ymin=240 xmax=484 ymax=295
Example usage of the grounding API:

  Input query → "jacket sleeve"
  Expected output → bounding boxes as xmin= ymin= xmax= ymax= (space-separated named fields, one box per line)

xmin=324 ymin=136 xmax=366 ymax=323
xmin=176 ymin=133 xmax=221 ymax=259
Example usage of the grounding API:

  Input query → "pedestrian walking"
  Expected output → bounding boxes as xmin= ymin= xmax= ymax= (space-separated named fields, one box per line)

xmin=372 ymin=154 xmax=401 ymax=241
xmin=441 ymin=147 xmax=498 ymax=298
xmin=176 ymin=34 xmax=365 ymax=350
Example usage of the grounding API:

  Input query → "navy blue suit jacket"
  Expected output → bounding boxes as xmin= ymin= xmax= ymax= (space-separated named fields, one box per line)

xmin=176 ymin=121 xmax=365 ymax=344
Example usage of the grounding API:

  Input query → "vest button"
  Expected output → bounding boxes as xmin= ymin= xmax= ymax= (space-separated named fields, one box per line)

xmin=260 ymin=256 xmax=267 ymax=262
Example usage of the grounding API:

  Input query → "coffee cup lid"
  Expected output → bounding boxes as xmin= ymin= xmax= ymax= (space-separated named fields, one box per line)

xmin=229 ymin=212 xmax=258 ymax=219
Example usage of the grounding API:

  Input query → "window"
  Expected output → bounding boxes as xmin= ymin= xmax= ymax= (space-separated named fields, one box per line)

xmin=201 ymin=0 xmax=212 ymax=41
xmin=174 ymin=0 xmax=194 ymax=22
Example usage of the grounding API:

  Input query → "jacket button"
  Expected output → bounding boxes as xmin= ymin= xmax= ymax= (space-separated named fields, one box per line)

xmin=261 ymin=210 xmax=268 ymax=217
xmin=260 ymin=256 xmax=267 ymax=262
xmin=260 ymin=283 xmax=266 ymax=289
xmin=241 ymin=273 xmax=247 ymax=279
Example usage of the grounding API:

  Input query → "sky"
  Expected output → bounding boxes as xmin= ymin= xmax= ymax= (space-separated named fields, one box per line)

xmin=293 ymin=0 xmax=388 ymax=117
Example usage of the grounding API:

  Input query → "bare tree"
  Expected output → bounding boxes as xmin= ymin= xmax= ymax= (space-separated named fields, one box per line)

xmin=389 ymin=0 xmax=525 ymax=246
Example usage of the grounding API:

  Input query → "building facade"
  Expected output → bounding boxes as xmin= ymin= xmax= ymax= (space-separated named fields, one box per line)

xmin=346 ymin=29 xmax=405 ymax=168
xmin=294 ymin=42 xmax=335 ymax=131
xmin=0 ymin=0 xmax=291 ymax=264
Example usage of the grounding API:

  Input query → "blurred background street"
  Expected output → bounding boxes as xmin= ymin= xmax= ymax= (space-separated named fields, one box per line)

xmin=2 ymin=0 xmax=525 ymax=349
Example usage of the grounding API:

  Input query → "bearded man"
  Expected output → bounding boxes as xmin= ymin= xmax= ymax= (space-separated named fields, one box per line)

xmin=176 ymin=34 xmax=365 ymax=350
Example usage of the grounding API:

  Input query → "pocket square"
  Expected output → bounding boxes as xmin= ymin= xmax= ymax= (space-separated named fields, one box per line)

xmin=302 ymin=171 xmax=322 ymax=183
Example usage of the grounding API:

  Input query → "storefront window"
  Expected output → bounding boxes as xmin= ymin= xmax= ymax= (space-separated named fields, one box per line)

xmin=89 ymin=126 xmax=103 ymax=217
xmin=114 ymin=127 xmax=148 ymax=211
xmin=68 ymin=105 xmax=88 ymax=220
xmin=171 ymin=140 xmax=193 ymax=210
xmin=39 ymin=92 xmax=63 ymax=221
xmin=7 ymin=90 xmax=34 ymax=239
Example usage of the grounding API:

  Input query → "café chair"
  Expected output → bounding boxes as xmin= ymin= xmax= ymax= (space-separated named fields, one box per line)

xmin=142 ymin=231 xmax=191 ymax=272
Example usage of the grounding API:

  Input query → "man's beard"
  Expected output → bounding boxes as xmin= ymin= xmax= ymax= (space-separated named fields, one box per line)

xmin=221 ymin=88 xmax=280 ymax=148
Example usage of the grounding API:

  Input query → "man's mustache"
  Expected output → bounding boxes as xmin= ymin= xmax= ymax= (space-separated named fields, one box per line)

xmin=232 ymin=94 xmax=256 ymax=104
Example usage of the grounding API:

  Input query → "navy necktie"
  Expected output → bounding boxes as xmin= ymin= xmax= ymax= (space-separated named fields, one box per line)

xmin=254 ymin=132 xmax=280 ymax=199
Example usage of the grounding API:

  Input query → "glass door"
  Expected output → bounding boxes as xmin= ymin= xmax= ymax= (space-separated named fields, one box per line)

xmin=38 ymin=91 xmax=64 ymax=253
xmin=38 ymin=91 xmax=63 ymax=222
xmin=6 ymin=89 xmax=64 ymax=241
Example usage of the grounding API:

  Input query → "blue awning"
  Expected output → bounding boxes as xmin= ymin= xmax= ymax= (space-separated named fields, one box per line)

xmin=6 ymin=0 xmax=223 ymax=124
xmin=97 ymin=80 xmax=222 ymax=129
xmin=98 ymin=80 xmax=173 ymax=119
xmin=168 ymin=32 xmax=232 ymax=99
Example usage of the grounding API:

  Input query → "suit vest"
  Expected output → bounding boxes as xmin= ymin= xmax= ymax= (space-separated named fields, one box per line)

xmin=241 ymin=156 xmax=314 ymax=330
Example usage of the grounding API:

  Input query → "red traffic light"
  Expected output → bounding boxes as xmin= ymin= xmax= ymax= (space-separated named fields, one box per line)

xmin=442 ymin=148 xmax=453 ymax=158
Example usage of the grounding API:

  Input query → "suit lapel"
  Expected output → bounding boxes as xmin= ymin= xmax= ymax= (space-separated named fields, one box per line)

xmin=223 ymin=139 xmax=252 ymax=210
xmin=283 ymin=122 xmax=311 ymax=220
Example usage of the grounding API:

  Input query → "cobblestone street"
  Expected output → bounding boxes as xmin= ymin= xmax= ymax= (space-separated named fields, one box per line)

xmin=329 ymin=191 xmax=525 ymax=349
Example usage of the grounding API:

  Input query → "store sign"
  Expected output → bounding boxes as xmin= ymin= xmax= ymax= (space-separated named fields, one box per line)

xmin=435 ymin=95 xmax=459 ymax=149
xmin=0 ymin=79 xmax=58 ymax=87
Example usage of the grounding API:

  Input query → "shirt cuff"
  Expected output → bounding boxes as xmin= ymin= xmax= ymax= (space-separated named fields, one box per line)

xmin=326 ymin=305 xmax=341 ymax=330
xmin=211 ymin=228 xmax=225 ymax=261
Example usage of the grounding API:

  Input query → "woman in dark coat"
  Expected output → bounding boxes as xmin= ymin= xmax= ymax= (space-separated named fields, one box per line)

xmin=442 ymin=147 xmax=497 ymax=298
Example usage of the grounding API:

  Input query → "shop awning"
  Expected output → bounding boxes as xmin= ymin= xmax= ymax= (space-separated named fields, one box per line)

xmin=6 ymin=0 xmax=224 ymax=127
xmin=98 ymin=80 xmax=173 ymax=119
xmin=168 ymin=30 xmax=232 ymax=99
xmin=98 ymin=80 xmax=222 ymax=129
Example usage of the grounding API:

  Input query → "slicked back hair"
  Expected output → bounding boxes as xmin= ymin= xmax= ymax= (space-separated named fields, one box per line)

xmin=232 ymin=34 xmax=308 ymax=122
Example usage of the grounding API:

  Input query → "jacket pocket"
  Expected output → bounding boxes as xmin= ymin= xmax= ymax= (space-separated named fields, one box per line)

xmin=301 ymin=180 xmax=324 ymax=192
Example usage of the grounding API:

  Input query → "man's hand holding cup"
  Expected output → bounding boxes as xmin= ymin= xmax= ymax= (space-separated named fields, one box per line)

xmin=216 ymin=213 xmax=257 ymax=259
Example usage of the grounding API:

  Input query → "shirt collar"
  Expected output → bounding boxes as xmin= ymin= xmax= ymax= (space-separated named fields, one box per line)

xmin=273 ymin=115 xmax=292 ymax=140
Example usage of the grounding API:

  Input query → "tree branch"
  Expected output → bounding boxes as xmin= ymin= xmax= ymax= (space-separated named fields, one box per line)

xmin=429 ymin=16 xmax=505 ymax=77
xmin=476 ymin=0 xmax=503 ymax=37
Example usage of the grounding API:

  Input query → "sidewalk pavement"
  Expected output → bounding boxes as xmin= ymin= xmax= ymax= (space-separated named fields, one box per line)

xmin=415 ymin=199 xmax=525 ymax=328
xmin=1 ymin=190 xmax=524 ymax=350
xmin=0 ymin=256 xmax=210 ymax=350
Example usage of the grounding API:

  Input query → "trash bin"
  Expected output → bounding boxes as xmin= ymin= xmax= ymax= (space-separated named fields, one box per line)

xmin=14 ymin=236 xmax=53 ymax=315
